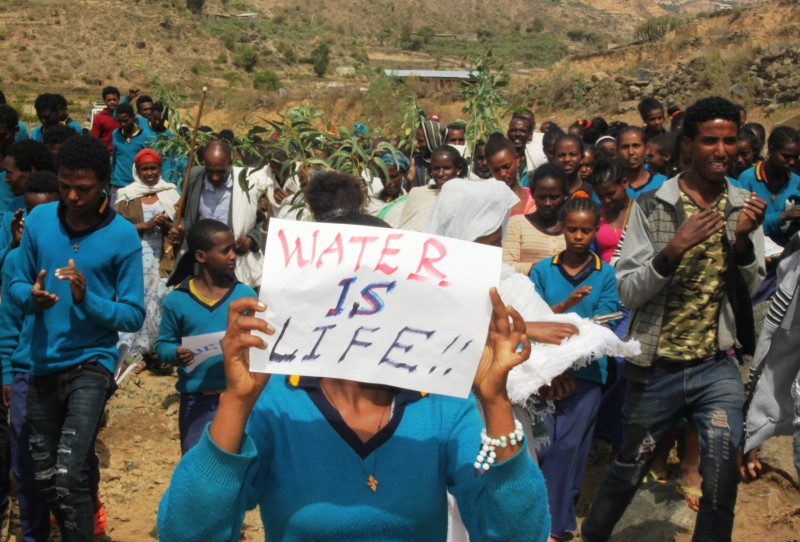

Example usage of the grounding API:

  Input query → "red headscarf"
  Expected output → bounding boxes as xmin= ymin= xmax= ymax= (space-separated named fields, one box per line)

xmin=134 ymin=148 xmax=162 ymax=167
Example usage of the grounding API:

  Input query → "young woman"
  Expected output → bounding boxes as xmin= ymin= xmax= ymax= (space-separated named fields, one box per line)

xmin=592 ymin=157 xmax=631 ymax=264
xmin=484 ymin=134 xmax=535 ymax=216
xmin=638 ymin=97 xmax=668 ymax=142
xmin=579 ymin=145 xmax=597 ymax=185
xmin=645 ymin=134 xmax=674 ymax=177
xmin=554 ymin=134 xmax=593 ymax=198
xmin=530 ymin=197 xmax=620 ymax=541
xmin=618 ymin=126 xmax=667 ymax=198
xmin=156 ymin=172 xmax=550 ymax=542
xmin=730 ymin=127 xmax=762 ymax=181
xmin=502 ymin=163 xmax=568 ymax=275
xmin=398 ymin=145 xmax=465 ymax=232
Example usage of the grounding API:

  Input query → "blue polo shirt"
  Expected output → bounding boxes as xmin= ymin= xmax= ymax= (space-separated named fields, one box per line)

xmin=529 ymin=252 xmax=620 ymax=384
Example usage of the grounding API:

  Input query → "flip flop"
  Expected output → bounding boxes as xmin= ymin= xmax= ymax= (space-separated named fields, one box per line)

xmin=642 ymin=470 xmax=667 ymax=484
xmin=676 ymin=483 xmax=702 ymax=512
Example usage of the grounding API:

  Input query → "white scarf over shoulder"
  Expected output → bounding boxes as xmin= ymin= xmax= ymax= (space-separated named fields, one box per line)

xmin=116 ymin=163 xmax=180 ymax=220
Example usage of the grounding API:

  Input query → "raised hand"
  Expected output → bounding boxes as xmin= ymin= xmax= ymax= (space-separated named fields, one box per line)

xmin=472 ymin=288 xmax=531 ymax=405
xmin=55 ymin=259 xmax=86 ymax=303
xmin=31 ymin=269 xmax=58 ymax=309
xmin=10 ymin=209 xmax=24 ymax=248
xmin=664 ymin=208 xmax=726 ymax=264
xmin=736 ymin=192 xmax=766 ymax=237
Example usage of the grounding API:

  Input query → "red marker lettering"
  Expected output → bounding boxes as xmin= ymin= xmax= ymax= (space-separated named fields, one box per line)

xmin=277 ymin=229 xmax=319 ymax=268
xmin=316 ymin=233 xmax=344 ymax=268
xmin=407 ymin=238 xmax=450 ymax=287
xmin=349 ymin=236 xmax=379 ymax=271
xmin=374 ymin=233 xmax=404 ymax=275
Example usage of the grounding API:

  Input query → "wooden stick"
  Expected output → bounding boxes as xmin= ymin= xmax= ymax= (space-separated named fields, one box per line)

xmin=174 ymin=86 xmax=208 ymax=229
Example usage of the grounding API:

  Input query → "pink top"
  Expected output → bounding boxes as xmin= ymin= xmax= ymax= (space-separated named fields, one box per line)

xmin=597 ymin=215 xmax=624 ymax=263
xmin=510 ymin=187 xmax=536 ymax=217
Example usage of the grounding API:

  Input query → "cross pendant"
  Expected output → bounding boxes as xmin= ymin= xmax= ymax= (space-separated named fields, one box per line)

xmin=73 ymin=243 xmax=79 ymax=253
xmin=366 ymin=475 xmax=378 ymax=492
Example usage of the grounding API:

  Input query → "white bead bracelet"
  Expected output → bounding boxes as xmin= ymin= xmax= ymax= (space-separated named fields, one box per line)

xmin=474 ymin=419 xmax=524 ymax=475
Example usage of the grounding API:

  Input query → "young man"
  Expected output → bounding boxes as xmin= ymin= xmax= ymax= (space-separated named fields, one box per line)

xmin=580 ymin=97 xmax=766 ymax=542
xmin=507 ymin=114 xmax=532 ymax=187
xmin=0 ymin=105 xmax=21 ymax=220
xmin=148 ymin=102 xmax=186 ymax=186
xmin=0 ymin=140 xmax=55 ymax=270
xmin=110 ymin=102 xmax=156 ymax=190
xmin=8 ymin=135 xmax=145 ymax=541
xmin=30 ymin=94 xmax=61 ymax=143
xmin=53 ymin=94 xmax=84 ymax=135
xmin=89 ymin=86 xmax=121 ymax=152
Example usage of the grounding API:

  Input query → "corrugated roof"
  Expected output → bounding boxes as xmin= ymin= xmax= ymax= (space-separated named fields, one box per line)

xmin=383 ymin=69 xmax=475 ymax=79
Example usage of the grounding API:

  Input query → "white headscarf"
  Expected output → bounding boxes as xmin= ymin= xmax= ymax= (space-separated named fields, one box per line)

xmin=423 ymin=178 xmax=518 ymax=242
xmin=116 ymin=162 xmax=180 ymax=220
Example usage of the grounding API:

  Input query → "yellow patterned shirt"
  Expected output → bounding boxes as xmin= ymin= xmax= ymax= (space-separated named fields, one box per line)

xmin=657 ymin=188 xmax=728 ymax=360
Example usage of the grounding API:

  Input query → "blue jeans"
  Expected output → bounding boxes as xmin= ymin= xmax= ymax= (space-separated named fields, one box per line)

xmin=27 ymin=361 xmax=112 ymax=542
xmin=179 ymin=393 xmax=220 ymax=455
xmin=581 ymin=355 xmax=744 ymax=542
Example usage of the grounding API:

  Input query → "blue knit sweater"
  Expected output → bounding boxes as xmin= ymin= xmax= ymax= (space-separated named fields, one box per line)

xmin=530 ymin=252 xmax=620 ymax=384
xmin=157 ymin=376 xmax=550 ymax=541
xmin=8 ymin=201 xmax=145 ymax=374
xmin=735 ymin=164 xmax=800 ymax=246
xmin=156 ymin=279 xmax=256 ymax=394
xmin=110 ymin=126 xmax=157 ymax=187
xmin=0 ymin=249 xmax=32 ymax=385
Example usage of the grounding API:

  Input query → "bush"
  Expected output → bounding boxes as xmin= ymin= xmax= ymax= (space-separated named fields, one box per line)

xmin=233 ymin=47 xmax=259 ymax=72
xmin=633 ymin=16 xmax=683 ymax=43
xmin=186 ymin=0 xmax=204 ymax=14
xmin=253 ymin=70 xmax=282 ymax=91
xmin=311 ymin=42 xmax=330 ymax=77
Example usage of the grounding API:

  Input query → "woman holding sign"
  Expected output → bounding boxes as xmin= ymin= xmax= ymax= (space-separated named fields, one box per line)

xmin=157 ymin=172 xmax=550 ymax=541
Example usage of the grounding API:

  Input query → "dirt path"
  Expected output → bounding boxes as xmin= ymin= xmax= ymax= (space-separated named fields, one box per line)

xmin=5 ymin=368 xmax=800 ymax=541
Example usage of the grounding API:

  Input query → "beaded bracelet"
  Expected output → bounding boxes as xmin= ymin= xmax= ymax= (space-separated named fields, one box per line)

xmin=474 ymin=419 xmax=525 ymax=475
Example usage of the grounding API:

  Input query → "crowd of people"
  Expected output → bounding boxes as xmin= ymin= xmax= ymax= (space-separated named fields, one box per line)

xmin=0 ymin=82 xmax=798 ymax=542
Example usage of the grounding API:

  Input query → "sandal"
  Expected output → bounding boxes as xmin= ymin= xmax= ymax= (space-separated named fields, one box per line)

xmin=642 ymin=470 xmax=667 ymax=484
xmin=676 ymin=483 xmax=702 ymax=512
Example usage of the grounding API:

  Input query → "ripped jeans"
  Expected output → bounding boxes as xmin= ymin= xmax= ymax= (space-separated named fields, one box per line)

xmin=27 ymin=360 xmax=112 ymax=542
xmin=581 ymin=355 xmax=744 ymax=542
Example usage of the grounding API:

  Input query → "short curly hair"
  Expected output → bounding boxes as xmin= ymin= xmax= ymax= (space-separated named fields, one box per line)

xmin=5 ymin=140 xmax=55 ymax=173
xmin=56 ymin=135 xmax=111 ymax=183
xmin=42 ymin=124 xmax=80 ymax=146
xmin=24 ymin=170 xmax=60 ymax=194
xmin=0 ymin=104 xmax=19 ymax=131
xmin=305 ymin=170 xmax=364 ymax=219
xmin=34 ymin=93 xmax=57 ymax=113
xmin=682 ymin=97 xmax=740 ymax=141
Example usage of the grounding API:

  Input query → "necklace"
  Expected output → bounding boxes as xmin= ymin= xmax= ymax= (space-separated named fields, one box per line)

xmin=320 ymin=380 xmax=394 ymax=492
xmin=604 ymin=198 xmax=632 ymax=233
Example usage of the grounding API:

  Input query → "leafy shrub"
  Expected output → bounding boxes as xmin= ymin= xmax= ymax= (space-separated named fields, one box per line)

xmin=233 ymin=47 xmax=259 ymax=72
xmin=633 ymin=16 xmax=683 ymax=43
xmin=253 ymin=70 xmax=282 ymax=91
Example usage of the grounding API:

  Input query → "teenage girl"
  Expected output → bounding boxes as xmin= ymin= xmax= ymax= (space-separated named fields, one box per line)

xmin=484 ymin=133 xmax=535 ymax=216
xmin=554 ymin=134 xmax=593 ymax=198
xmin=618 ymin=126 xmax=667 ymax=198
xmin=530 ymin=197 xmax=619 ymax=541
xmin=502 ymin=163 xmax=568 ymax=274
xmin=579 ymin=145 xmax=597 ymax=185
xmin=730 ymin=128 xmax=761 ymax=181
xmin=157 ymin=219 xmax=257 ymax=454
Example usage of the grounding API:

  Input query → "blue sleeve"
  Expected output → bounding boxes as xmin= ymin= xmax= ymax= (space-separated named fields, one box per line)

xmin=72 ymin=244 xmax=145 ymax=332
xmin=15 ymin=122 xmax=28 ymax=142
xmin=155 ymin=293 xmax=181 ymax=365
xmin=0 ymin=259 xmax=21 ymax=386
xmin=762 ymin=207 xmax=785 ymax=238
xmin=157 ymin=426 xmax=258 ymax=542
xmin=529 ymin=262 xmax=546 ymax=299
xmin=8 ymin=220 xmax=41 ymax=315
xmin=447 ymin=396 xmax=550 ymax=542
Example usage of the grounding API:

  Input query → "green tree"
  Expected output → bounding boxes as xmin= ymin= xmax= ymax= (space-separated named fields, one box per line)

xmin=253 ymin=70 xmax=282 ymax=90
xmin=459 ymin=51 xmax=509 ymax=145
xmin=186 ymin=0 xmax=204 ymax=14
xmin=633 ymin=15 xmax=683 ymax=43
xmin=417 ymin=26 xmax=435 ymax=44
xmin=233 ymin=47 xmax=259 ymax=72
xmin=311 ymin=43 xmax=330 ymax=77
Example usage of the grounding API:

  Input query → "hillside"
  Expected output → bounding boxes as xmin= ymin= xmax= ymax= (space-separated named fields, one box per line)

xmin=0 ymin=0 xmax=793 ymax=134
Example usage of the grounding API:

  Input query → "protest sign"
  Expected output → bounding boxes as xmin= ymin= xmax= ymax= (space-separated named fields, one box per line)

xmin=252 ymin=219 xmax=501 ymax=398
xmin=181 ymin=331 xmax=226 ymax=373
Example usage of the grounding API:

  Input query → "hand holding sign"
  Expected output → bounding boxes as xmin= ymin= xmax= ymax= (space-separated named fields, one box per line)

xmin=473 ymin=288 xmax=531 ymax=406
xmin=253 ymin=220 xmax=502 ymax=398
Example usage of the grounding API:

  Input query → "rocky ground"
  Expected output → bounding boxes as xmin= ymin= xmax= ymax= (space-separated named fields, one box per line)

xmin=3 ymin=366 xmax=800 ymax=541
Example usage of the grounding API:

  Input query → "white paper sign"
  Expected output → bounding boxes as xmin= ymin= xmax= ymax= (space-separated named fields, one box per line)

xmin=252 ymin=219 xmax=501 ymax=398
xmin=181 ymin=331 xmax=226 ymax=373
